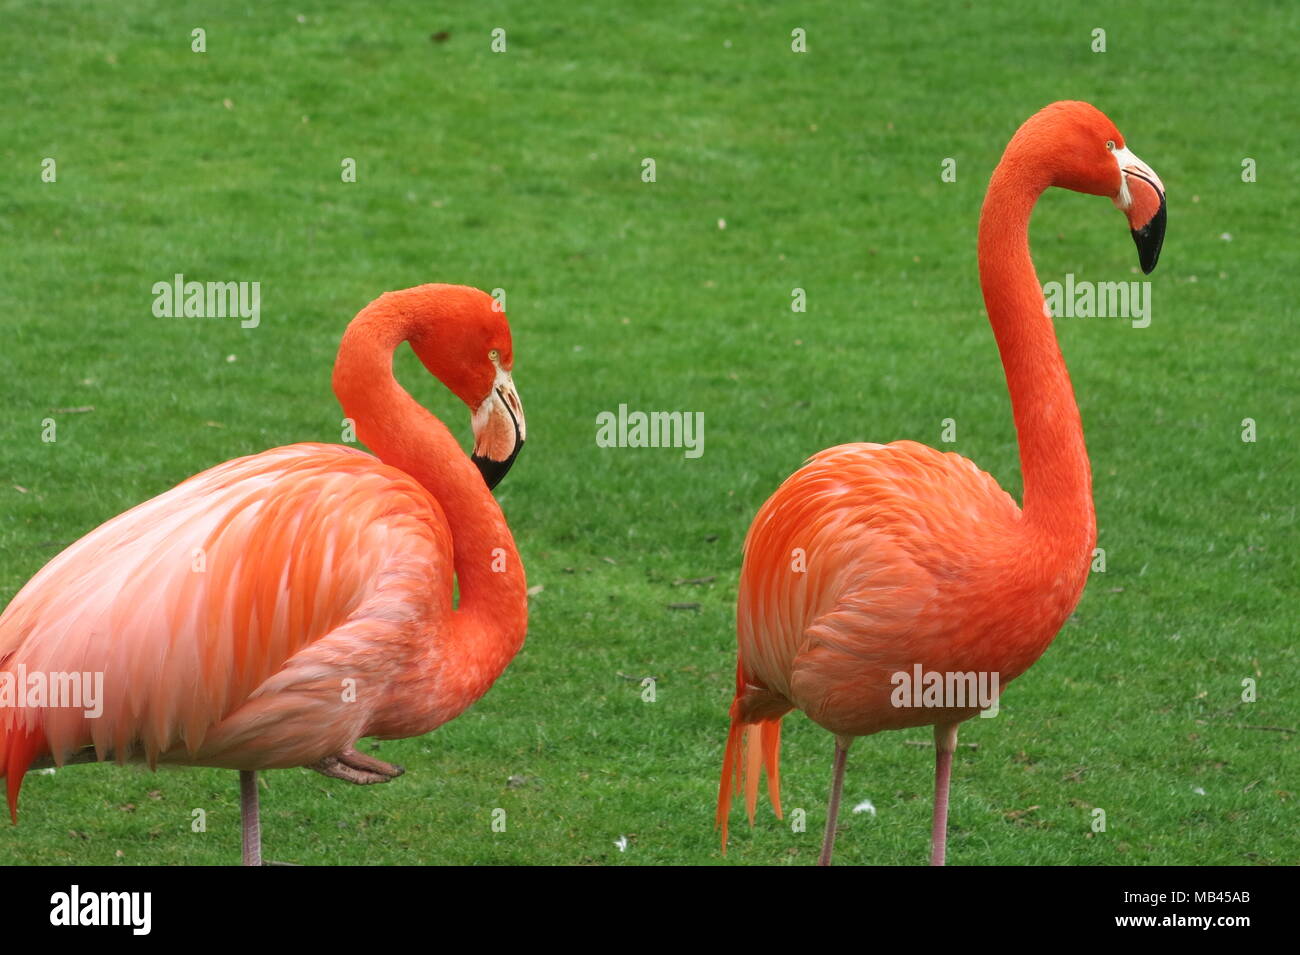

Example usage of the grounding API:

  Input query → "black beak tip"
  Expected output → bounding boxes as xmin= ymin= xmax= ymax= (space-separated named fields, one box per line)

xmin=472 ymin=441 xmax=523 ymax=491
xmin=1132 ymin=193 xmax=1167 ymax=275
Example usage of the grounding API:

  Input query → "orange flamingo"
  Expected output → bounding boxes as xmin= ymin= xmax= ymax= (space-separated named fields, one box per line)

xmin=0 ymin=284 xmax=528 ymax=865
xmin=717 ymin=102 xmax=1166 ymax=865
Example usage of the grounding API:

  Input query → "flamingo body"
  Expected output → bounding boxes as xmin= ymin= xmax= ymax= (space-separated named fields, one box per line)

xmin=734 ymin=439 xmax=1082 ymax=741
xmin=2 ymin=444 xmax=479 ymax=785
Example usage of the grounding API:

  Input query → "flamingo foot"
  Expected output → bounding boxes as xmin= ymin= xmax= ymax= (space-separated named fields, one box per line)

xmin=310 ymin=746 xmax=405 ymax=785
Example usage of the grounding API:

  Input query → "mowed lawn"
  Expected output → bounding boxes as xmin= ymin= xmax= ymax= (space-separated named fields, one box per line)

xmin=0 ymin=0 xmax=1295 ymax=865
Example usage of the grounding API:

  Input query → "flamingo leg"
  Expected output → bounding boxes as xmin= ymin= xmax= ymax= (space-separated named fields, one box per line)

xmin=930 ymin=722 xmax=960 ymax=866
xmin=240 ymin=770 xmax=262 ymax=867
xmin=816 ymin=736 xmax=852 ymax=866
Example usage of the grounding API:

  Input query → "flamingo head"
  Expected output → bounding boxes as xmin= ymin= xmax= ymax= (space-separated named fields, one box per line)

xmin=408 ymin=286 xmax=525 ymax=490
xmin=1020 ymin=101 xmax=1167 ymax=274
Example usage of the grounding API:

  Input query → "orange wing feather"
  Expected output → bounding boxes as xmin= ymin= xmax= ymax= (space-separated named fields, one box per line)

xmin=0 ymin=443 xmax=457 ymax=820
xmin=720 ymin=440 xmax=1046 ymax=841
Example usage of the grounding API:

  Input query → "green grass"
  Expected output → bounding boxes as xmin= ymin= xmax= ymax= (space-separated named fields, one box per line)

xmin=0 ymin=0 xmax=1296 ymax=865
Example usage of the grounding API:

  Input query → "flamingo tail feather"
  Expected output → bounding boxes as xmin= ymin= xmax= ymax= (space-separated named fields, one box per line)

xmin=716 ymin=706 xmax=785 ymax=853
xmin=0 ymin=722 xmax=46 ymax=824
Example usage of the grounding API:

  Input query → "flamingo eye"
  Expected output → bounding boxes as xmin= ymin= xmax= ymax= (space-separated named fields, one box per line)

xmin=488 ymin=349 xmax=500 ymax=363
xmin=1105 ymin=140 xmax=1116 ymax=151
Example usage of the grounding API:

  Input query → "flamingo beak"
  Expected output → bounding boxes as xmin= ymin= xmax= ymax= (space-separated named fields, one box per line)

xmin=470 ymin=366 xmax=525 ymax=490
xmin=1111 ymin=146 xmax=1166 ymax=274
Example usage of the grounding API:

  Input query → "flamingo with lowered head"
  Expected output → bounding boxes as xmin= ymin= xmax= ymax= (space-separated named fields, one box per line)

xmin=717 ymin=102 xmax=1166 ymax=865
xmin=0 ymin=284 xmax=528 ymax=865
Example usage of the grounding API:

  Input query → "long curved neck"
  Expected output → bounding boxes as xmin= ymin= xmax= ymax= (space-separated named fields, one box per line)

xmin=978 ymin=160 xmax=1095 ymax=554
xmin=331 ymin=289 xmax=527 ymax=686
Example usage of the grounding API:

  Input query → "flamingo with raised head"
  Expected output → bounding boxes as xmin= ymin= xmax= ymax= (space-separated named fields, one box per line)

xmin=717 ymin=101 xmax=1166 ymax=865
xmin=0 ymin=284 xmax=528 ymax=865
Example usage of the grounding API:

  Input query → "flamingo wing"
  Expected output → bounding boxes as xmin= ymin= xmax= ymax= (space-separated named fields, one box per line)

xmin=736 ymin=440 xmax=1022 ymax=735
xmin=0 ymin=443 xmax=452 ymax=817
